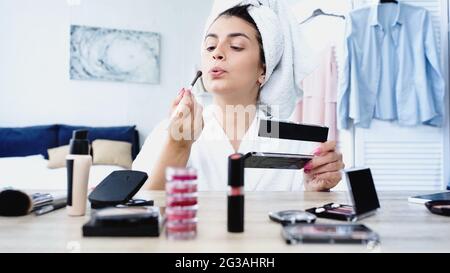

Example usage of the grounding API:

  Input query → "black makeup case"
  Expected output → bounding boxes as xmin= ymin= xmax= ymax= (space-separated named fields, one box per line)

xmin=88 ymin=170 xmax=150 ymax=209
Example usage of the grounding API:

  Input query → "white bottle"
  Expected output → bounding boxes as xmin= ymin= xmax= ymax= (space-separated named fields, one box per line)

xmin=66 ymin=129 xmax=92 ymax=216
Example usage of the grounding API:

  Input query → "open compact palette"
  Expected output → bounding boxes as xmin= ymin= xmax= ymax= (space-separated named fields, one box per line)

xmin=425 ymin=200 xmax=450 ymax=216
xmin=306 ymin=168 xmax=381 ymax=222
xmin=307 ymin=203 xmax=357 ymax=221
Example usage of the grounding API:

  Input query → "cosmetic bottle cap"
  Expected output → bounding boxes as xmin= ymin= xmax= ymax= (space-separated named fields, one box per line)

xmin=69 ymin=129 xmax=90 ymax=155
xmin=228 ymin=153 xmax=244 ymax=187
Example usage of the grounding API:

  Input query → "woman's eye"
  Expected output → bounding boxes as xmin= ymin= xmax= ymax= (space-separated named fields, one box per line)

xmin=231 ymin=46 xmax=243 ymax=51
xmin=206 ymin=46 xmax=216 ymax=52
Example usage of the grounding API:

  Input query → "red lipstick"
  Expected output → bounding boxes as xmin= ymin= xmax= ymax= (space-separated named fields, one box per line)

xmin=227 ymin=153 xmax=245 ymax=233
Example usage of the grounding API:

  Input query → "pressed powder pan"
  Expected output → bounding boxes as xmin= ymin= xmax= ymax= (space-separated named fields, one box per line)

xmin=425 ymin=200 xmax=450 ymax=216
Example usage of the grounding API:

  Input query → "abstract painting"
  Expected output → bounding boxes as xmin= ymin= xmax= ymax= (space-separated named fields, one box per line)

xmin=70 ymin=25 xmax=160 ymax=84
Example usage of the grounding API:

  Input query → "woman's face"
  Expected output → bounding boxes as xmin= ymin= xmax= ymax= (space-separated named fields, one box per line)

xmin=201 ymin=15 xmax=265 ymax=100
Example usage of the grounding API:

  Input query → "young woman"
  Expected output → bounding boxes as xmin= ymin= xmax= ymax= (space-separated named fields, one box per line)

xmin=133 ymin=4 xmax=345 ymax=191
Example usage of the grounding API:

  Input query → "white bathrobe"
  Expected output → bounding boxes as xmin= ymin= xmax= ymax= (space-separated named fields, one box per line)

xmin=132 ymin=106 xmax=316 ymax=191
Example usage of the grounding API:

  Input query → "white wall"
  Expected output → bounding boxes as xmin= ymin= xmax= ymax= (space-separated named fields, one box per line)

xmin=0 ymin=0 xmax=213 ymax=143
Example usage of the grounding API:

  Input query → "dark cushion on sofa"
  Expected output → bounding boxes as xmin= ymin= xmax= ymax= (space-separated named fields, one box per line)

xmin=58 ymin=125 xmax=139 ymax=159
xmin=0 ymin=125 xmax=59 ymax=159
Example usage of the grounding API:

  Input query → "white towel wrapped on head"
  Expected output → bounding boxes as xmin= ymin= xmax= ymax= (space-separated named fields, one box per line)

xmin=245 ymin=3 xmax=283 ymax=83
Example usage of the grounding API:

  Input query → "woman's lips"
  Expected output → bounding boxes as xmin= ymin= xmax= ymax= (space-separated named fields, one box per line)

xmin=209 ymin=67 xmax=227 ymax=78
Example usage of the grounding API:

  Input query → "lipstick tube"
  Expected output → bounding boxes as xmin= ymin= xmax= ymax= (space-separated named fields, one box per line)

xmin=227 ymin=153 xmax=245 ymax=233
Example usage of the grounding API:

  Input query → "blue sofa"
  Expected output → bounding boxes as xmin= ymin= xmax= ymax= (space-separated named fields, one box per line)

xmin=0 ymin=124 xmax=140 ymax=160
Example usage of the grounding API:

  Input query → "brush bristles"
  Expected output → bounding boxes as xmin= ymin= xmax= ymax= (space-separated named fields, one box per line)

xmin=190 ymin=70 xmax=203 ymax=87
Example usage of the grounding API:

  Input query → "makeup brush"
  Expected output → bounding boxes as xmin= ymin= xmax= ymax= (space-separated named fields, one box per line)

xmin=189 ymin=70 xmax=203 ymax=90
xmin=170 ymin=70 xmax=203 ymax=121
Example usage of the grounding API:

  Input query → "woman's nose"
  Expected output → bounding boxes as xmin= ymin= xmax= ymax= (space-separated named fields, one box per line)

xmin=212 ymin=47 xmax=225 ymax=60
xmin=213 ymin=54 xmax=224 ymax=60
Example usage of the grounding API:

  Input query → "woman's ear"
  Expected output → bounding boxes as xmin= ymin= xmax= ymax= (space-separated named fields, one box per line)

xmin=258 ymin=64 xmax=266 ymax=85
xmin=258 ymin=73 xmax=266 ymax=85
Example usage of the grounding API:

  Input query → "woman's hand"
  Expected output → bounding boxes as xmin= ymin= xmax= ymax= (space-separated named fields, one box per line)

xmin=303 ymin=141 xmax=345 ymax=191
xmin=146 ymin=88 xmax=203 ymax=190
xmin=167 ymin=88 xmax=204 ymax=149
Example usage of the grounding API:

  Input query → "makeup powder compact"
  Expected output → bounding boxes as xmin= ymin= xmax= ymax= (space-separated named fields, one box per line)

xmin=425 ymin=200 xmax=450 ymax=216
xmin=306 ymin=203 xmax=357 ymax=221
xmin=306 ymin=168 xmax=381 ymax=222
xmin=268 ymin=210 xmax=316 ymax=225
xmin=82 ymin=206 xmax=164 ymax=237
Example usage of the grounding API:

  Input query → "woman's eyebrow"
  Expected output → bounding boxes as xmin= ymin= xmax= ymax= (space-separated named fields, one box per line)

xmin=204 ymin=33 xmax=218 ymax=40
xmin=204 ymin=33 xmax=251 ymax=41
xmin=227 ymin=33 xmax=250 ymax=40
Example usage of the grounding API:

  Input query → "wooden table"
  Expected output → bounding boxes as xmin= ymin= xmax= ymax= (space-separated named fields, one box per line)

xmin=1 ymin=190 xmax=449 ymax=253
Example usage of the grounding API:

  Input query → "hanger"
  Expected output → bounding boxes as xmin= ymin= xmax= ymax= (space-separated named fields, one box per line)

xmin=379 ymin=0 xmax=398 ymax=3
xmin=299 ymin=8 xmax=345 ymax=25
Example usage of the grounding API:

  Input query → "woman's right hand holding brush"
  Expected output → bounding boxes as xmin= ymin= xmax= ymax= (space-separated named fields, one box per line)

xmin=167 ymin=88 xmax=204 ymax=150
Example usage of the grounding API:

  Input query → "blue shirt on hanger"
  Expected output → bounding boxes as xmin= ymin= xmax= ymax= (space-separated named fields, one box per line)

xmin=338 ymin=2 xmax=445 ymax=129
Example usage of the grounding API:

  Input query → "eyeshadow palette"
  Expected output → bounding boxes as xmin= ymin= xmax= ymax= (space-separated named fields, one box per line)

xmin=425 ymin=200 xmax=450 ymax=216
xmin=306 ymin=168 xmax=380 ymax=222
xmin=306 ymin=203 xmax=357 ymax=221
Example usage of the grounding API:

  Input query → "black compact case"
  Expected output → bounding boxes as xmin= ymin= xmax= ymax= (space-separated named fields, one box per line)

xmin=88 ymin=170 xmax=150 ymax=209
xmin=83 ymin=206 xmax=163 ymax=237
xmin=258 ymin=119 xmax=329 ymax=143
xmin=306 ymin=168 xmax=381 ymax=222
